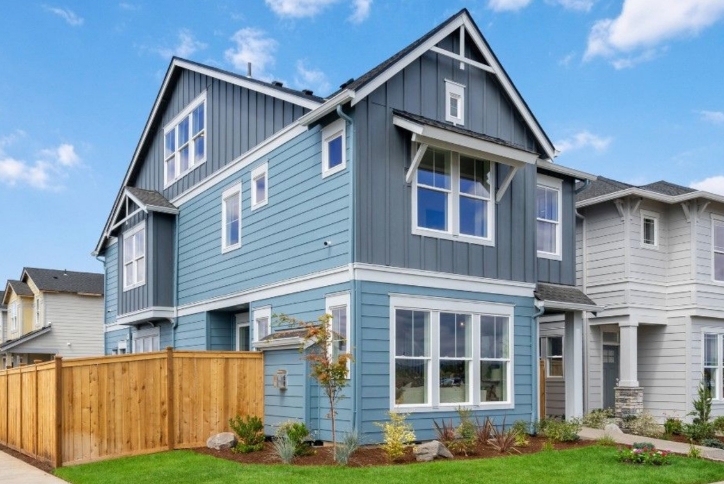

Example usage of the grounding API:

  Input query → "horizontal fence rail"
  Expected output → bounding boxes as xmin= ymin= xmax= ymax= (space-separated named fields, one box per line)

xmin=0 ymin=349 xmax=263 ymax=467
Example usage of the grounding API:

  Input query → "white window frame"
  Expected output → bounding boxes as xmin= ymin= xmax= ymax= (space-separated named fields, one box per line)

xmin=411 ymin=148 xmax=496 ymax=246
xmin=253 ymin=306 xmax=272 ymax=347
xmin=543 ymin=336 xmax=564 ymax=379
xmin=321 ymin=118 xmax=346 ymax=178
xmin=445 ymin=80 xmax=465 ymax=125
xmin=163 ymin=92 xmax=207 ymax=188
xmin=133 ymin=327 xmax=160 ymax=353
xmin=326 ymin=292 xmax=351 ymax=374
xmin=703 ymin=331 xmax=724 ymax=400
xmin=221 ymin=183 xmax=242 ymax=254
xmin=250 ymin=163 xmax=269 ymax=211
xmin=34 ymin=297 xmax=42 ymax=328
xmin=536 ymin=174 xmax=563 ymax=260
xmin=235 ymin=313 xmax=251 ymax=351
xmin=640 ymin=210 xmax=659 ymax=249
xmin=389 ymin=294 xmax=514 ymax=412
xmin=122 ymin=222 xmax=146 ymax=291
xmin=713 ymin=215 xmax=724 ymax=283
xmin=10 ymin=301 xmax=17 ymax=332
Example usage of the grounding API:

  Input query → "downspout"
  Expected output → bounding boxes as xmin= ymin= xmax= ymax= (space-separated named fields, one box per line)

xmin=533 ymin=301 xmax=545 ymax=424
xmin=576 ymin=209 xmax=589 ymax=412
xmin=336 ymin=103 xmax=360 ymax=436
xmin=172 ymin=215 xmax=180 ymax=348
xmin=575 ymin=179 xmax=590 ymax=195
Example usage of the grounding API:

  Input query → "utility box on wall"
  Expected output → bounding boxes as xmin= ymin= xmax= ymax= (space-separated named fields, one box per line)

xmin=273 ymin=369 xmax=287 ymax=390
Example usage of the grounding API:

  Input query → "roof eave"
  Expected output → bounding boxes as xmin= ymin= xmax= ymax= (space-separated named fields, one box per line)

xmin=537 ymin=160 xmax=597 ymax=182
xmin=577 ymin=188 xmax=724 ymax=208
xmin=297 ymin=90 xmax=355 ymax=126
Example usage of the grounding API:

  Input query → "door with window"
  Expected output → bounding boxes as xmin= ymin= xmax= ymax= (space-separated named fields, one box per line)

xmin=602 ymin=345 xmax=620 ymax=409
xmin=236 ymin=312 xmax=250 ymax=351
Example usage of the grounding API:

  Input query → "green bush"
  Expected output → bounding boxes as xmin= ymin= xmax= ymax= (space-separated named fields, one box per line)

xmin=276 ymin=421 xmax=312 ymax=456
xmin=511 ymin=419 xmax=531 ymax=436
xmin=622 ymin=412 xmax=663 ymax=438
xmin=581 ymin=408 xmax=615 ymax=430
xmin=376 ymin=412 xmax=416 ymax=461
xmin=228 ymin=415 xmax=265 ymax=453
xmin=537 ymin=417 xmax=581 ymax=442
xmin=683 ymin=421 xmax=715 ymax=443
xmin=334 ymin=430 xmax=361 ymax=465
xmin=713 ymin=416 xmax=724 ymax=433
xmin=699 ymin=438 xmax=724 ymax=449
xmin=664 ymin=417 xmax=684 ymax=436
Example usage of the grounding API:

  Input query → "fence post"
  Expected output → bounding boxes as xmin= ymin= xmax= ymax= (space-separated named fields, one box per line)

xmin=54 ymin=356 xmax=63 ymax=468
xmin=34 ymin=363 xmax=38 ymax=458
xmin=166 ymin=347 xmax=175 ymax=451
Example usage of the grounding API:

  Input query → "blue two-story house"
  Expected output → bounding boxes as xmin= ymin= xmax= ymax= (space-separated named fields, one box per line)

xmin=94 ymin=9 xmax=597 ymax=441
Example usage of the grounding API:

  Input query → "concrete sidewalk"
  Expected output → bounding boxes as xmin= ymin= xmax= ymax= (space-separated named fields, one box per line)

xmin=0 ymin=450 xmax=67 ymax=483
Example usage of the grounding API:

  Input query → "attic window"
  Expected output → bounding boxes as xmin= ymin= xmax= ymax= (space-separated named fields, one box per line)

xmin=445 ymin=80 xmax=465 ymax=126
xmin=322 ymin=118 xmax=346 ymax=178
xmin=164 ymin=93 xmax=207 ymax=187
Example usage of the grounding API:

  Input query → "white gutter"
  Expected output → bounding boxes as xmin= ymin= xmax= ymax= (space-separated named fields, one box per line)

xmin=298 ymin=90 xmax=355 ymax=126
xmin=577 ymin=187 xmax=724 ymax=208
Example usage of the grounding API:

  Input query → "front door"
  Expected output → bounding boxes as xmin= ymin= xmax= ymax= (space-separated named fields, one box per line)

xmin=603 ymin=344 xmax=620 ymax=409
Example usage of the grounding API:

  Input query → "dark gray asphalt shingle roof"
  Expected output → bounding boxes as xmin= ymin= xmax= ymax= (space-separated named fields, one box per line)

xmin=535 ymin=283 xmax=597 ymax=308
xmin=7 ymin=280 xmax=34 ymax=297
xmin=576 ymin=176 xmax=696 ymax=202
xmin=0 ymin=291 xmax=5 ymax=309
xmin=639 ymin=180 xmax=695 ymax=196
xmin=24 ymin=268 xmax=104 ymax=296
xmin=127 ymin=187 xmax=176 ymax=210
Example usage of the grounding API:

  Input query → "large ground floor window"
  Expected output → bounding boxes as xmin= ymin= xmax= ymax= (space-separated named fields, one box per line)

xmin=391 ymin=295 xmax=514 ymax=410
xmin=704 ymin=332 xmax=723 ymax=400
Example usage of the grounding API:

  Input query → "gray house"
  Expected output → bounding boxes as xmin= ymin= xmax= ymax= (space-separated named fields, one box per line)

xmin=542 ymin=176 xmax=724 ymax=421
xmin=94 ymin=9 xmax=596 ymax=441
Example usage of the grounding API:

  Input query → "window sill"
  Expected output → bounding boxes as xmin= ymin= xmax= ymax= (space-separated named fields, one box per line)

xmin=221 ymin=243 xmax=241 ymax=254
xmin=393 ymin=402 xmax=514 ymax=412
xmin=163 ymin=158 xmax=207 ymax=190
xmin=639 ymin=244 xmax=659 ymax=251
xmin=322 ymin=163 xmax=346 ymax=179
xmin=537 ymin=250 xmax=562 ymax=261
xmin=123 ymin=281 xmax=146 ymax=292
xmin=251 ymin=199 xmax=269 ymax=211
xmin=412 ymin=227 xmax=494 ymax=247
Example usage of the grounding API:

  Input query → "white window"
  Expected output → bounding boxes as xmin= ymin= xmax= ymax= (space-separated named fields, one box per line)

xmin=221 ymin=183 xmax=242 ymax=253
xmin=704 ymin=333 xmax=722 ymax=399
xmin=34 ymin=297 xmax=42 ymax=328
xmin=236 ymin=313 xmax=250 ymax=351
xmin=133 ymin=327 xmax=159 ymax=353
xmin=391 ymin=295 xmax=513 ymax=410
xmin=543 ymin=336 xmax=563 ymax=378
xmin=164 ymin=93 xmax=206 ymax=187
xmin=641 ymin=210 xmax=659 ymax=248
xmin=537 ymin=175 xmax=562 ymax=259
xmin=253 ymin=306 xmax=271 ymax=346
xmin=123 ymin=223 xmax=146 ymax=290
xmin=321 ymin=118 xmax=346 ymax=178
xmin=326 ymin=293 xmax=351 ymax=372
xmin=445 ymin=80 xmax=465 ymax=125
xmin=250 ymin=163 xmax=268 ymax=210
xmin=713 ymin=217 xmax=724 ymax=282
xmin=413 ymin=147 xmax=495 ymax=245
xmin=10 ymin=302 xmax=17 ymax=332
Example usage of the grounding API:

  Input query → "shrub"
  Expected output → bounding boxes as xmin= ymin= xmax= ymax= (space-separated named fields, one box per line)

xmin=690 ymin=379 xmax=712 ymax=425
xmin=276 ymin=421 xmax=312 ymax=456
xmin=451 ymin=408 xmax=477 ymax=455
xmin=433 ymin=419 xmax=457 ymax=447
xmin=683 ymin=421 xmax=715 ymax=443
xmin=475 ymin=416 xmax=494 ymax=446
xmin=632 ymin=442 xmax=655 ymax=451
xmin=376 ymin=412 xmax=416 ymax=461
xmin=537 ymin=417 xmax=581 ymax=442
xmin=272 ymin=434 xmax=296 ymax=464
xmin=618 ymin=446 xmax=670 ymax=466
xmin=596 ymin=435 xmax=616 ymax=446
xmin=582 ymin=408 xmax=615 ymax=429
xmin=713 ymin=416 xmax=724 ymax=433
xmin=622 ymin=412 xmax=663 ymax=438
xmin=664 ymin=417 xmax=684 ymax=436
xmin=229 ymin=415 xmax=265 ymax=453
xmin=688 ymin=444 xmax=702 ymax=459
xmin=511 ymin=420 xmax=531 ymax=436
xmin=541 ymin=440 xmax=555 ymax=451
xmin=699 ymin=438 xmax=724 ymax=449
xmin=489 ymin=420 xmax=520 ymax=454
xmin=514 ymin=432 xmax=530 ymax=447
xmin=334 ymin=430 xmax=361 ymax=465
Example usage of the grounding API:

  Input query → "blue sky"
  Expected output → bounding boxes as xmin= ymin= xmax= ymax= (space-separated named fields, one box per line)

xmin=1 ymin=0 xmax=723 ymax=284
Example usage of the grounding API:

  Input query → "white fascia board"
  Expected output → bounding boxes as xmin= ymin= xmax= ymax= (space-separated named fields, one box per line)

xmin=351 ymin=16 xmax=465 ymax=107
xmin=146 ymin=205 xmax=179 ymax=215
xmin=254 ymin=337 xmax=310 ymax=351
xmin=577 ymin=188 xmax=724 ymax=209
xmin=298 ymin=90 xmax=355 ymax=126
xmin=123 ymin=190 xmax=179 ymax=216
xmin=541 ymin=301 xmax=602 ymax=313
xmin=115 ymin=306 xmax=175 ymax=325
xmin=537 ymin=160 xmax=597 ymax=182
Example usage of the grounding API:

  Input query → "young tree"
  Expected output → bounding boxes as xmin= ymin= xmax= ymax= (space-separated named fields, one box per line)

xmin=276 ymin=313 xmax=353 ymax=457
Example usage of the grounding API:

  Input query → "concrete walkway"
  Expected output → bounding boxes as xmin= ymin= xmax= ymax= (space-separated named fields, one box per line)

xmin=0 ymin=450 xmax=67 ymax=483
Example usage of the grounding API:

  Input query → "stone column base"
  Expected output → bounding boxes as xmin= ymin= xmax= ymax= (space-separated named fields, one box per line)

xmin=615 ymin=386 xmax=644 ymax=423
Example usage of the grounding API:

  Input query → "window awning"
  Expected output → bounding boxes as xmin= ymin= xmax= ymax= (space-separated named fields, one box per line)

xmin=115 ymin=307 xmax=175 ymax=326
xmin=535 ymin=283 xmax=600 ymax=313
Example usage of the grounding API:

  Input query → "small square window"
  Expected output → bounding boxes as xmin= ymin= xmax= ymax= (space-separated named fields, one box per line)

xmin=251 ymin=163 xmax=268 ymax=210
xmin=445 ymin=80 xmax=465 ymax=125
xmin=640 ymin=211 xmax=659 ymax=248
xmin=253 ymin=306 xmax=272 ymax=347
xmin=322 ymin=118 xmax=346 ymax=178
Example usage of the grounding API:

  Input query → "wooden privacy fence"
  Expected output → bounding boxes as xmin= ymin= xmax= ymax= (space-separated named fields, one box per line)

xmin=0 ymin=349 xmax=263 ymax=467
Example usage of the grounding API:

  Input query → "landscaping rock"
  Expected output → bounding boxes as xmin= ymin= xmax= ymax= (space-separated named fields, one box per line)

xmin=207 ymin=432 xmax=237 ymax=450
xmin=604 ymin=423 xmax=623 ymax=435
xmin=413 ymin=440 xmax=454 ymax=462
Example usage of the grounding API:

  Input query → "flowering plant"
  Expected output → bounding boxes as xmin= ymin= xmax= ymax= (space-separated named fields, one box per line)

xmin=617 ymin=445 xmax=671 ymax=466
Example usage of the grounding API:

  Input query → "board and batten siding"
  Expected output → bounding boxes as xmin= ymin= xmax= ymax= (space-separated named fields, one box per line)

xmin=41 ymin=293 xmax=104 ymax=357
xmin=356 ymin=280 xmax=537 ymax=442
xmin=176 ymin=125 xmax=351 ymax=306
xmin=104 ymin=241 xmax=118 ymax=325
xmin=537 ymin=175 xmax=576 ymax=286
xmin=351 ymin=31 xmax=553 ymax=285
xmin=132 ymin=69 xmax=310 ymax=200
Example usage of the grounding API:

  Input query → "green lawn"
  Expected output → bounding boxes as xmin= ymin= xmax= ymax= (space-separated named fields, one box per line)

xmin=55 ymin=446 xmax=724 ymax=484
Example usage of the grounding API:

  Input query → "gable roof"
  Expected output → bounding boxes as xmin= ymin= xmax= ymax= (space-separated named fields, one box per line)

xmin=126 ymin=187 xmax=177 ymax=211
xmin=22 ymin=268 xmax=104 ymax=296
xmin=5 ymin=280 xmax=34 ymax=299
xmin=577 ymin=175 xmax=722 ymax=207
xmin=535 ymin=282 xmax=599 ymax=312
xmin=0 ymin=324 xmax=52 ymax=351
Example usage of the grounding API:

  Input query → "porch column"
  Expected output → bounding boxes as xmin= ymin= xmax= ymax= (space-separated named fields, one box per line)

xmin=564 ymin=311 xmax=584 ymax=419
xmin=618 ymin=323 xmax=638 ymax=387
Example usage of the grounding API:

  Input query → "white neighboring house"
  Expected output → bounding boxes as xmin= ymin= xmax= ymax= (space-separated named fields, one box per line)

xmin=541 ymin=176 xmax=724 ymax=421
xmin=0 ymin=292 xmax=6 ymax=367
xmin=0 ymin=268 xmax=104 ymax=368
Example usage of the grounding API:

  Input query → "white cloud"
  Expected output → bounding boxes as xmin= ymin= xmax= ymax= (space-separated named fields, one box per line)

xmin=487 ymin=0 xmax=532 ymax=12
xmin=558 ymin=52 xmax=576 ymax=67
xmin=553 ymin=0 xmax=595 ymax=11
xmin=555 ymin=130 xmax=612 ymax=153
xmin=699 ymin=110 xmax=724 ymax=124
xmin=585 ymin=0 xmax=724 ymax=66
xmin=225 ymin=28 xmax=278 ymax=79
xmin=265 ymin=0 xmax=339 ymax=18
xmin=118 ymin=2 xmax=140 ymax=10
xmin=690 ymin=176 xmax=724 ymax=196
xmin=156 ymin=29 xmax=207 ymax=59
xmin=45 ymin=6 xmax=84 ymax=26
xmin=349 ymin=0 xmax=372 ymax=23
xmin=294 ymin=60 xmax=331 ymax=95
xmin=0 ymin=140 xmax=81 ymax=190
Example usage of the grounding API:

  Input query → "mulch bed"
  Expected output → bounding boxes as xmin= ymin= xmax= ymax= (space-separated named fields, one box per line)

xmin=194 ymin=436 xmax=596 ymax=467
xmin=0 ymin=442 xmax=55 ymax=474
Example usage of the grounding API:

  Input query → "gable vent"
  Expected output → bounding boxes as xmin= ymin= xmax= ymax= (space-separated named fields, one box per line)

xmin=272 ymin=81 xmax=284 ymax=87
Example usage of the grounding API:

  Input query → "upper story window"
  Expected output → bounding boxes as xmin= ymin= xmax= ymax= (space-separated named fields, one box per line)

xmin=713 ymin=216 xmax=724 ymax=282
xmin=322 ymin=118 xmax=346 ymax=178
xmin=253 ymin=306 xmax=271 ymax=346
xmin=10 ymin=302 xmax=17 ymax=332
xmin=251 ymin=163 xmax=268 ymax=210
xmin=164 ymin=93 xmax=206 ymax=187
xmin=413 ymin=147 xmax=494 ymax=245
xmin=326 ymin=293 xmax=351 ymax=372
xmin=221 ymin=183 xmax=242 ymax=253
xmin=34 ymin=297 xmax=42 ymax=328
xmin=445 ymin=80 xmax=465 ymax=125
xmin=123 ymin=223 xmax=146 ymax=291
xmin=391 ymin=295 xmax=513 ymax=410
xmin=537 ymin=175 xmax=562 ymax=260
xmin=641 ymin=210 xmax=659 ymax=248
